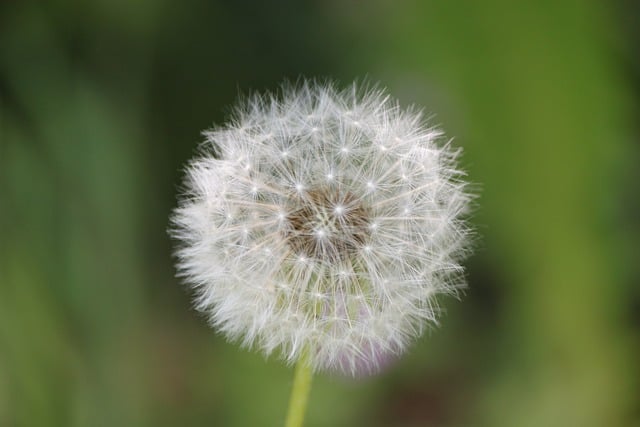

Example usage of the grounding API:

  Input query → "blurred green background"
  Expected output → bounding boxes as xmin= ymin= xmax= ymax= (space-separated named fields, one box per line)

xmin=1 ymin=1 xmax=639 ymax=426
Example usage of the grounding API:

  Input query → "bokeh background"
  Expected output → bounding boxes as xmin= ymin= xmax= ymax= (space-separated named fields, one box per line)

xmin=1 ymin=1 xmax=639 ymax=426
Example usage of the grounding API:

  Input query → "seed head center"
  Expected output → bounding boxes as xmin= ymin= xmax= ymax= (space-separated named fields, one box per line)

xmin=285 ymin=189 xmax=369 ymax=262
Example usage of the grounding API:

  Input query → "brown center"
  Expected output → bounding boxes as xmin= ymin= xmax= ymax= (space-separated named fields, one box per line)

xmin=284 ymin=189 xmax=369 ymax=262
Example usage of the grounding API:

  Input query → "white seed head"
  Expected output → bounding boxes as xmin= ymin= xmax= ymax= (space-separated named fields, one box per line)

xmin=171 ymin=80 xmax=472 ymax=376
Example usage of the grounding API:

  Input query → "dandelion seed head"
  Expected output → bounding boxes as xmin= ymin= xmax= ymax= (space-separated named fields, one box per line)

xmin=171 ymin=80 xmax=472 ymax=376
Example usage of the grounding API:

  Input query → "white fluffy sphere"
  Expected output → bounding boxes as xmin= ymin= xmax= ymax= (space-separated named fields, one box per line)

xmin=172 ymin=81 xmax=472 ymax=376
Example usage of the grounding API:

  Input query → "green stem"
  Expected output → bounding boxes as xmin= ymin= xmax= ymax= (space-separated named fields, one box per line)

xmin=284 ymin=352 xmax=313 ymax=427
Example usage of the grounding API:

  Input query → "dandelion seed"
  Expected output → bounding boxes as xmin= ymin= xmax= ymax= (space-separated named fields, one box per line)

xmin=171 ymin=80 xmax=472 ymax=377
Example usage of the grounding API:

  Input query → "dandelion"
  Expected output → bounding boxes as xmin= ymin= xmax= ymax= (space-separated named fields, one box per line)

xmin=171 ymin=80 xmax=472 ymax=426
